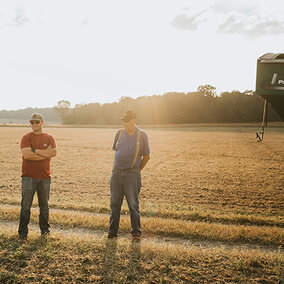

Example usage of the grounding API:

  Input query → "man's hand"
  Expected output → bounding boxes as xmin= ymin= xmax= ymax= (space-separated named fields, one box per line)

xmin=21 ymin=147 xmax=47 ymax=161
xmin=35 ymin=146 xmax=57 ymax=159
xmin=140 ymin=154 xmax=150 ymax=171
xmin=21 ymin=146 xmax=57 ymax=161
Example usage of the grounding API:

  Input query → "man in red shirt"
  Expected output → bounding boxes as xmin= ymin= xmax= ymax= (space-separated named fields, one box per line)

xmin=18 ymin=113 xmax=57 ymax=241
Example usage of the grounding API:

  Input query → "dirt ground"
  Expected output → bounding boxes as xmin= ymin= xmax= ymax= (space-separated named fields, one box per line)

xmin=0 ymin=126 xmax=283 ymax=217
xmin=0 ymin=125 xmax=283 ymax=283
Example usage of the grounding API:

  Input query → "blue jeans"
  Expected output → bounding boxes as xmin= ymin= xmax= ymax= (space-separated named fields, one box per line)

xmin=18 ymin=176 xmax=51 ymax=237
xmin=108 ymin=167 xmax=141 ymax=236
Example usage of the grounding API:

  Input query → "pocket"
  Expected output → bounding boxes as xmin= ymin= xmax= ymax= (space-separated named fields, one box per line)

xmin=22 ymin=176 xmax=32 ymax=188
xmin=43 ymin=179 xmax=51 ymax=187
xmin=21 ymin=177 xmax=33 ymax=197
xmin=110 ymin=171 xmax=118 ymax=185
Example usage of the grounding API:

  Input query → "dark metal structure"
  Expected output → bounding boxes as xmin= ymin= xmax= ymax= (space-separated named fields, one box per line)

xmin=255 ymin=53 xmax=284 ymax=141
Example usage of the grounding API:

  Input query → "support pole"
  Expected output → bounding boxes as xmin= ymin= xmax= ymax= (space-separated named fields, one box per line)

xmin=256 ymin=99 xmax=268 ymax=142
xmin=263 ymin=99 xmax=268 ymax=128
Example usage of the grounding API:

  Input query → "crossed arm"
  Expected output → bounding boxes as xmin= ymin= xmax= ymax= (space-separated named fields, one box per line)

xmin=21 ymin=146 xmax=57 ymax=161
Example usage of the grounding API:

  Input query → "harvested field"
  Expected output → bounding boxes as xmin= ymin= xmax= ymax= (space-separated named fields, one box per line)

xmin=1 ymin=126 xmax=283 ymax=218
xmin=0 ymin=126 xmax=283 ymax=283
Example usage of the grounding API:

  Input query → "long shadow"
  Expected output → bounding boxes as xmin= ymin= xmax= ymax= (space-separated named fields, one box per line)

xmin=129 ymin=240 xmax=141 ymax=267
xmin=102 ymin=238 xmax=118 ymax=283
xmin=101 ymin=237 xmax=142 ymax=283
xmin=0 ymin=234 xmax=55 ymax=281
xmin=127 ymin=240 xmax=142 ymax=281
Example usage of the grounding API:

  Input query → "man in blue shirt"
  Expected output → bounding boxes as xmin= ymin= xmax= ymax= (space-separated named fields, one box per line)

xmin=108 ymin=110 xmax=150 ymax=241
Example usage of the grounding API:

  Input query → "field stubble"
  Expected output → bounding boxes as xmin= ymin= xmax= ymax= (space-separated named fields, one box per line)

xmin=0 ymin=126 xmax=283 ymax=282
xmin=0 ymin=126 xmax=283 ymax=217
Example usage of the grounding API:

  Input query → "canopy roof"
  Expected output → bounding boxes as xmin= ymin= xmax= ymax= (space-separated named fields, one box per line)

xmin=256 ymin=53 xmax=284 ymax=120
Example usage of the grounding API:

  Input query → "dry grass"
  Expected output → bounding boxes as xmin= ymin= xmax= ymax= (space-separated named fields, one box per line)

xmin=0 ymin=126 xmax=283 ymax=282
xmin=0 ymin=224 xmax=283 ymax=283
xmin=1 ymin=205 xmax=283 ymax=246
xmin=2 ymin=197 xmax=284 ymax=228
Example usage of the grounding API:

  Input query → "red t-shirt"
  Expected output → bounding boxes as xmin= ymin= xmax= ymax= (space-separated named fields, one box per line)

xmin=20 ymin=132 xmax=56 ymax=179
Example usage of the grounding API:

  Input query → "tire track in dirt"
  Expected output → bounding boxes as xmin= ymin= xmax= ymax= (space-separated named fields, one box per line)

xmin=0 ymin=204 xmax=282 ymax=254
xmin=1 ymin=201 xmax=283 ymax=228
xmin=0 ymin=219 xmax=282 ymax=255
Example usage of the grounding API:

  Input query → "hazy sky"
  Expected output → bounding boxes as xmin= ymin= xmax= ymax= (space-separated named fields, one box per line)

xmin=0 ymin=0 xmax=283 ymax=110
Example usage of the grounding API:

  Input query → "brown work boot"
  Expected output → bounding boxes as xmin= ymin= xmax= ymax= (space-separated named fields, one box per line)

xmin=41 ymin=232 xmax=55 ymax=239
xmin=107 ymin=232 xmax=117 ymax=239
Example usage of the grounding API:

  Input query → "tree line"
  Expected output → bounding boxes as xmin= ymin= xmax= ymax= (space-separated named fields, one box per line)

xmin=54 ymin=85 xmax=281 ymax=125
xmin=0 ymin=107 xmax=60 ymax=124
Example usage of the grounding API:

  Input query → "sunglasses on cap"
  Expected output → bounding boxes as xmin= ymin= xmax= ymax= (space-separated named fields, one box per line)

xmin=30 ymin=121 xmax=41 ymax=125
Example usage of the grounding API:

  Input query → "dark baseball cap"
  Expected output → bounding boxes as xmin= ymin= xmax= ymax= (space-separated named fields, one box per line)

xmin=29 ymin=113 xmax=44 ymax=122
xmin=120 ymin=110 xmax=137 ymax=122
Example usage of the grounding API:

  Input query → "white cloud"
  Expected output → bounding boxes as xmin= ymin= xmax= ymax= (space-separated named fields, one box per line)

xmin=210 ymin=0 xmax=258 ymax=15
xmin=217 ymin=14 xmax=284 ymax=37
xmin=171 ymin=0 xmax=284 ymax=37
xmin=171 ymin=10 xmax=208 ymax=31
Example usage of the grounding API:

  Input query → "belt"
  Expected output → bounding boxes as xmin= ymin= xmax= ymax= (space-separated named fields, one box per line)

xmin=114 ymin=166 xmax=138 ymax=172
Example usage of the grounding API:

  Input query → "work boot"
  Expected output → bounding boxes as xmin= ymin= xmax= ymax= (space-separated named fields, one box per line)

xmin=41 ymin=232 xmax=55 ymax=239
xmin=107 ymin=232 xmax=117 ymax=239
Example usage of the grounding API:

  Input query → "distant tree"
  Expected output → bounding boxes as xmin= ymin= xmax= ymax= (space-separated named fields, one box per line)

xmin=52 ymin=89 xmax=281 ymax=125
xmin=197 ymin=85 xmax=217 ymax=97
xmin=54 ymin=100 xmax=72 ymax=124
xmin=56 ymin=100 xmax=71 ymax=109
xmin=0 ymin=107 xmax=60 ymax=123
xmin=3 ymin=84 xmax=281 ymax=125
xmin=119 ymin=96 xmax=134 ymax=103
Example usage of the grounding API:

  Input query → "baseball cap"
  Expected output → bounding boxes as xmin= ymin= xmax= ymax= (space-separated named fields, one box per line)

xmin=29 ymin=113 xmax=44 ymax=122
xmin=120 ymin=110 xmax=137 ymax=122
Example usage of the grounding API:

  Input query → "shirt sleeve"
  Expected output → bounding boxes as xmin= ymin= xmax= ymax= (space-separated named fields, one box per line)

xmin=49 ymin=135 xmax=57 ymax=148
xmin=141 ymin=132 xmax=150 ymax=155
xmin=20 ymin=134 xmax=31 ymax=149
xmin=112 ymin=130 xmax=120 ymax=151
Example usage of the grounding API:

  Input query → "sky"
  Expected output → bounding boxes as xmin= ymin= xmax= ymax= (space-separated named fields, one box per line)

xmin=0 ymin=0 xmax=284 ymax=110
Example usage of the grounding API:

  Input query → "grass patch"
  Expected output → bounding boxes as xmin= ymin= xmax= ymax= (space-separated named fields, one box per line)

xmin=1 ymin=205 xmax=283 ymax=246
xmin=1 ymin=199 xmax=283 ymax=228
xmin=0 ymin=227 xmax=283 ymax=283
